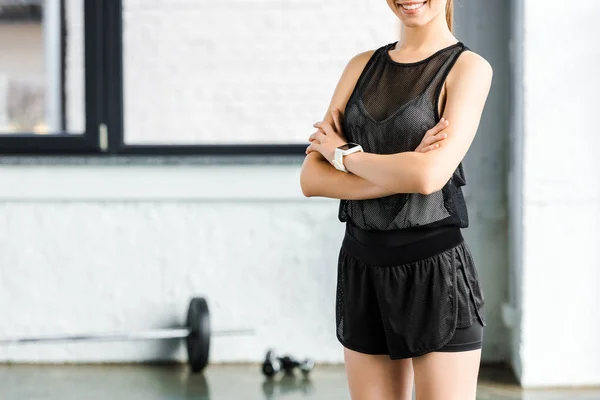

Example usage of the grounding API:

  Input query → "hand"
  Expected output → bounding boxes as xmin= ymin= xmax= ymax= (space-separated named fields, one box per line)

xmin=305 ymin=108 xmax=348 ymax=163
xmin=415 ymin=118 xmax=450 ymax=152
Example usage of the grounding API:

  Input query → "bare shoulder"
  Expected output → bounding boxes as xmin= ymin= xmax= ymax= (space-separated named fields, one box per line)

xmin=343 ymin=49 xmax=377 ymax=80
xmin=324 ymin=48 xmax=379 ymax=118
xmin=449 ymin=49 xmax=493 ymax=87
xmin=349 ymin=49 xmax=377 ymax=66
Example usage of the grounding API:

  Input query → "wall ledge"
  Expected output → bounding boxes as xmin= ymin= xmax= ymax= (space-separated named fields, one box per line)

xmin=0 ymin=159 xmax=334 ymax=202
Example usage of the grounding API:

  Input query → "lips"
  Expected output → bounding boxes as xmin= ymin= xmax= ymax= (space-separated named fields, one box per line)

xmin=396 ymin=1 xmax=427 ymax=13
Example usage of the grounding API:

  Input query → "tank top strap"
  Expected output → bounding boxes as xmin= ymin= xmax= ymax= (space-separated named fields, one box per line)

xmin=425 ymin=43 xmax=470 ymax=119
xmin=348 ymin=44 xmax=389 ymax=100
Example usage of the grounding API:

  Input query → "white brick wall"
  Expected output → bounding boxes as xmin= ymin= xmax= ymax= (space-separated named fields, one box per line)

xmin=519 ymin=0 xmax=600 ymax=387
xmin=120 ymin=0 xmax=397 ymax=144
xmin=0 ymin=176 xmax=344 ymax=363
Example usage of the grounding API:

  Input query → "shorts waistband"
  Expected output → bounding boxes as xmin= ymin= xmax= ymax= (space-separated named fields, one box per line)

xmin=342 ymin=223 xmax=464 ymax=266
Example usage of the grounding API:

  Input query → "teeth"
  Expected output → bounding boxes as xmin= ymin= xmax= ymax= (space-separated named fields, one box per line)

xmin=400 ymin=2 xmax=425 ymax=10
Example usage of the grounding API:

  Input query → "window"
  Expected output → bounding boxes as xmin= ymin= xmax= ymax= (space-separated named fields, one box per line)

xmin=0 ymin=0 xmax=109 ymax=154
xmin=1 ymin=0 xmax=393 ymax=155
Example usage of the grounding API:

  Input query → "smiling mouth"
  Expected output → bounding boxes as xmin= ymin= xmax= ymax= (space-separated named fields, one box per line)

xmin=396 ymin=1 xmax=427 ymax=11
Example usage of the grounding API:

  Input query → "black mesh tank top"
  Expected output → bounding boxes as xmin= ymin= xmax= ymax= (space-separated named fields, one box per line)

xmin=339 ymin=40 xmax=470 ymax=231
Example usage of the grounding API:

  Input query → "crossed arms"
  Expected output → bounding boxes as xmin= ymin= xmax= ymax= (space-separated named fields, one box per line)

xmin=300 ymin=48 xmax=492 ymax=200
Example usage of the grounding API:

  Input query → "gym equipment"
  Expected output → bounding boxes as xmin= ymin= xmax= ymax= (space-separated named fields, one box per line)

xmin=262 ymin=349 xmax=281 ymax=377
xmin=261 ymin=349 xmax=314 ymax=377
xmin=0 ymin=297 xmax=252 ymax=373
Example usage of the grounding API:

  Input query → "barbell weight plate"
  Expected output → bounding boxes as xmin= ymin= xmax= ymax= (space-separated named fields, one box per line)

xmin=186 ymin=297 xmax=210 ymax=373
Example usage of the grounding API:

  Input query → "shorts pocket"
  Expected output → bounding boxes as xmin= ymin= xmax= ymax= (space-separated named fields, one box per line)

xmin=371 ymin=247 xmax=458 ymax=358
xmin=456 ymin=242 xmax=487 ymax=327
xmin=335 ymin=247 xmax=347 ymax=340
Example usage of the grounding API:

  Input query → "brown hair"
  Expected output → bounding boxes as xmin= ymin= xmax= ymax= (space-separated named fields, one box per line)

xmin=446 ymin=0 xmax=454 ymax=32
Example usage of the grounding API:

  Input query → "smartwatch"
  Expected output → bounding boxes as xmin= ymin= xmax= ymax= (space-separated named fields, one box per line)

xmin=333 ymin=142 xmax=364 ymax=173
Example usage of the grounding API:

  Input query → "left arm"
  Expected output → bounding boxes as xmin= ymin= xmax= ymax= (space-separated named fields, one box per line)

xmin=343 ymin=51 xmax=493 ymax=195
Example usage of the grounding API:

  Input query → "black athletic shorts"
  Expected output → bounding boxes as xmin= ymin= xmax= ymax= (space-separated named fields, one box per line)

xmin=335 ymin=222 xmax=486 ymax=359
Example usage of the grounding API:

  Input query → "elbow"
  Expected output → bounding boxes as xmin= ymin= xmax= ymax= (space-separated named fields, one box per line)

xmin=418 ymin=167 xmax=443 ymax=196
xmin=300 ymin=178 xmax=313 ymax=197
xmin=301 ymin=182 xmax=314 ymax=198
xmin=420 ymin=182 xmax=440 ymax=196
xmin=299 ymin=170 xmax=315 ymax=198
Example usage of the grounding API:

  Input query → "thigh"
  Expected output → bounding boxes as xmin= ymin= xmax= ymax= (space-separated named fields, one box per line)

xmin=412 ymin=349 xmax=482 ymax=400
xmin=344 ymin=347 xmax=414 ymax=400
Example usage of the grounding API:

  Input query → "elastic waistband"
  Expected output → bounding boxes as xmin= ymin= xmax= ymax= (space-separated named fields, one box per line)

xmin=342 ymin=223 xmax=464 ymax=266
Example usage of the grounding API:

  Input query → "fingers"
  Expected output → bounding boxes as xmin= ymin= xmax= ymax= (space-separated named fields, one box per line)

xmin=422 ymin=131 xmax=447 ymax=146
xmin=425 ymin=117 xmax=449 ymax=138
xmin=305 ymin=141 xmax=320 ymax=155
xmin=307 ymin=110 xmax=344 ymax=151
xmin=417 ymin=137 xmax=445 ymax=152
xmin=308 ymin=129 xmax=325 ymax=142
xmin=313 ymin=120 xmax=336 ymax=136
xmin=418 ymin=143 xmax=441 ymax=153
xmin=417 ymin=118 xmax=450 ymax=152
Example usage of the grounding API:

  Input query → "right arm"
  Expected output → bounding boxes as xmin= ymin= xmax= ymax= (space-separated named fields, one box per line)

xmin=301 ymin=151 xmax=396 ymax=199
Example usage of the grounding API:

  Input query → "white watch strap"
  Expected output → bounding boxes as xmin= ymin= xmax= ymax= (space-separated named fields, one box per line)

xmin=334 ymin=148 xmax=348 ymax=172
xmin=334 ymin=144 xmax=363 ymax=172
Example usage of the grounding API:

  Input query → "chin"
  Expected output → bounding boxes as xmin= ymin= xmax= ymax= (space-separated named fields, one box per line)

xmin=400 ymin=19 xmax=427 ymax=29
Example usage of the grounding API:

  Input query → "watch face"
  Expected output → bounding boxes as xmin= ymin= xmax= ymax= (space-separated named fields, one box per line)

xmin=338 ymin=143 xmax=359 ymax=151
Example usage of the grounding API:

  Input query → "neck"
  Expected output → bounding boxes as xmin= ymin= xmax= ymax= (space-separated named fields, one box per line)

xmin=398 ymin=14 xmax=455 ymax=50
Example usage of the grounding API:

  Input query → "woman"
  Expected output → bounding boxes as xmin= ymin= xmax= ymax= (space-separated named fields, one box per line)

xmin=300 ymin=1 xmax=493 ymax=399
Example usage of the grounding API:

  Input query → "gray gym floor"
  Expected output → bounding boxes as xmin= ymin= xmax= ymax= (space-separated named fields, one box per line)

xmin=1 ymin=363 xmax=599 ymax=400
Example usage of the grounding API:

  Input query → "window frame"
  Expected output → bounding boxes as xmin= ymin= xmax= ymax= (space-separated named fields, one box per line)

xmin=0 ymin=0 xmax=105 ymax=155
xmin=0 ymin=0 xmax=307 ymax=156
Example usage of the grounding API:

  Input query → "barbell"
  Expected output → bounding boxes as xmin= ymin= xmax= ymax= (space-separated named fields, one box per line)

xmin=0 ymin=297 xmax=252 ymax=373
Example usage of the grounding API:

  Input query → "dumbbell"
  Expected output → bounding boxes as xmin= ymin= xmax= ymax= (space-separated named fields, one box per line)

xmin=262 ymin=349 xmax=314 ymax=377
xmin=0 ymin=297 xmax=252 ymax=374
